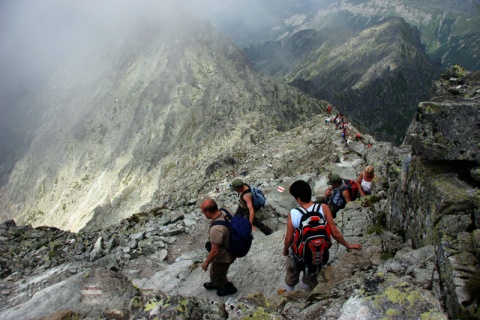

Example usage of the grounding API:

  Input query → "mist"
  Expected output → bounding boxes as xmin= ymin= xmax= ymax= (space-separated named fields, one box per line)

xmin=0 ymin=0 xmax=335 ymax=185
xmin=0 ymin=0 xmax=187 ymax=181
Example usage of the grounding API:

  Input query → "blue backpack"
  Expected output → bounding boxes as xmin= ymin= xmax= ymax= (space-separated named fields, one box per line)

xmin=211 ymin=208 xmax=253 ymax=258
xmin=243 ymin=185 xmax=266 ymax=211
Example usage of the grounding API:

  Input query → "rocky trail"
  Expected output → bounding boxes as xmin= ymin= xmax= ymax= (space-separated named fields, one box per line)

xmin=1 ymin=67 xmax=479 ymax=319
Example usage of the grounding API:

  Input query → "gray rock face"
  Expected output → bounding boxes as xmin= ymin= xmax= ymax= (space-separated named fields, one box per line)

xmin=405 ymin=68 xmax=480 ymax=162
xmin=387 ymin=66 xmax=480 ymax=319
xmin=0 ymin=268 xmax=138 ymax=320
xmin=407 ymin=101 xmax=479 ymax=161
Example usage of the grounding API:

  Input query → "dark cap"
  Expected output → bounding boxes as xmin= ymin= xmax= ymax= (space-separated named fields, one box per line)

xmin=230 ymin=179 xmax=244 ymax=191
xmin=327 ymin=173 xmax=342 ymax=185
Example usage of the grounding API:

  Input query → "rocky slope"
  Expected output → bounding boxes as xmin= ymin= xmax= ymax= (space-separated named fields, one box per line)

xmin=0 ymin=3 xmax=327 ymax=232
xmin=0 ymin=67 xmax=478 ymax=319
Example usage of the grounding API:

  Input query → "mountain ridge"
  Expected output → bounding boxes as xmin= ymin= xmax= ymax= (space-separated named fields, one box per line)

xmin=0 ymin=4 xmax=327 ymax=232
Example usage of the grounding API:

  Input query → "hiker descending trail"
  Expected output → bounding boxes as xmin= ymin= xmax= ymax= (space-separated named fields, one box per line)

xmin=281 ymin=180 xmax=361 ymax=292
xmin=230 ymin=179 xmax=273 ymax=235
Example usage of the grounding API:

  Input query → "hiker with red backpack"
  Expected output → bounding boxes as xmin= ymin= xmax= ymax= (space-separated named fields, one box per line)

xmin=324 ymin=173 xmax=361 ymax=218
xmin=281 ymin=180 xmax=362 ymax=292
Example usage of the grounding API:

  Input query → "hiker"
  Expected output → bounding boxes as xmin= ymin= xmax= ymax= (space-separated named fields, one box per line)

xmin=200 ymin=199 xmax=238 ymax=296
xmin=230 ymin=178 xmax=273 ymax=235
xmin=357 ymin=165 xmax=376 ymax=196
xmin=324 ymin=173 xmax=360 ymax=218
xmin=282 ymin=180 xmax=362 ymax=292
xmin=346 ymin=136 xmax=353 ymax=145
xmin=341 ymin=128 xmax=348 ymax=144
xmin=334 ymin=113 xmax=343 ymax=130
xmin=326 ymin=105 xmax=332 ymax=115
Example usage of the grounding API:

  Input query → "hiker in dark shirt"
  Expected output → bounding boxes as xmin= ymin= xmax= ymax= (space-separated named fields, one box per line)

xmin=324 ymin=173 xmax=360 ymax=218
xmin=230 ymin=179 xmax=273 ymax=235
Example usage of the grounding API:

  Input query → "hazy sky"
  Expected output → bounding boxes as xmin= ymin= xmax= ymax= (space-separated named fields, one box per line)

xmin=0 ymin=0 xmax=190 ymax=162
xmin=0 ymin=0 xmax=324 ymax=143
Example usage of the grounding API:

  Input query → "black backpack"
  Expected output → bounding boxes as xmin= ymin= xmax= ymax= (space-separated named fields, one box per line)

xmin=292 ymin=203 xmax=332 ymax=275
xmin=210 ymin=208 xmax=253 ymax=258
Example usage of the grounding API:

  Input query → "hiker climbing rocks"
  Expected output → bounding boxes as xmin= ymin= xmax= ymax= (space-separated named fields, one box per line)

xmin=230 ymin=178 xmax=273 ymax=235
xmin=357 ymin=165 xmax=376 ymax=196
xmin=201 ymin=199 xmax=238 ymax=296
xmin=324 ymin=173 xmax=361 ymax=218
xmin=282 ymin=180 xmax=361 ymax=292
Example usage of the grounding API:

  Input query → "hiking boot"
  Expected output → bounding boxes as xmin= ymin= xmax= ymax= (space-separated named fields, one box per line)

xmin=217 ymin=282 xmax=237 ymax=296
xmin=203 ymin=282 xmax=220 ymax=291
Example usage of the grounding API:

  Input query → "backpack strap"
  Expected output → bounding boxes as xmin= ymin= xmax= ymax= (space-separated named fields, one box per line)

xmin=220 ymin=208 xmax=233 ymax=220
xmin=295 ymin=203 xmax=322 ymax=216
xmin=211 ymin=208 xmax=233 ymax=228
xmin=240 ymin=185 xmax=252 ymax=200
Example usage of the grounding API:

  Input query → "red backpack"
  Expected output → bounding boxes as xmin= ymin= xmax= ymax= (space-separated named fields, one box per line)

xmin=345 ymin=179 xmax=360 ymax=201
xmin=292 ymin=203 xmax=332 ymax=274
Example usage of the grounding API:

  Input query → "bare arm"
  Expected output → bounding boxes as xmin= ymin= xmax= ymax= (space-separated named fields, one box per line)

xmin=357 ymin=172 xmax=363 ymax=185
xmin=283 ymin=213 xmax=294 ymax=256
xmin=357 ymin=173 xmax=366 ymax=196
xmin=342 ymin=189 xmax=352 ymax=203
xmin=202 ymin=243 xmax=220 ymax=270
xmin=325 ymin=187 xmax=332 ymax=197
xmin=357 ymin=174 xmax=366 ymax=196
xmin=322 ymin=204 xmax=361 ymax=250
xmin=243 ymin=193 xmax=255 ymax=225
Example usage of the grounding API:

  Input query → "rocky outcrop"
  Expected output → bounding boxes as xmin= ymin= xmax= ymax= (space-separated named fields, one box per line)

xmin=406 ymin=66 xmax=480 ymax=162
xmin=387 ymin=66 xmax=480 ymax=319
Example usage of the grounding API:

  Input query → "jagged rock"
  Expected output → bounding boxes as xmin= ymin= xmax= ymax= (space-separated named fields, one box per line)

xmin=388 ymin=156 xmax=476 ymax=248
xmin=129 ymin=290 xmax=227 ymax=320
xmin=378 ymin=245 xmax=438 ymax=290
xmin=437 ymin=232 xmax=479 ymax=318
xmin=89 ymin=236 xmax=103 ymax=261
xmin=405 ymin=70 xmax=480 ymax=162
xmin=472 ymin=166 xmax=480 ymax=182
xmin=0 ymin=268 xmax=138 ymax=320
xmin=225 ymin=292 xmax=283 ymax=319
xmin=337 ymin=273 xmax=447 ymax=319
xmin=405 ymin=100 xmax=480 ymax=161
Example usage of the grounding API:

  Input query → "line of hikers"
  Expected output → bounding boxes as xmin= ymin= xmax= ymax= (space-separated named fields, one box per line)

xmin=200 ymin=169 xmax=375 ymax=296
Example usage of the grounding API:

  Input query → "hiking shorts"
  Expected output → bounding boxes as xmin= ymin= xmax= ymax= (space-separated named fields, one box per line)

xmin=284 ymin=256 xmax=318 ymax=289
